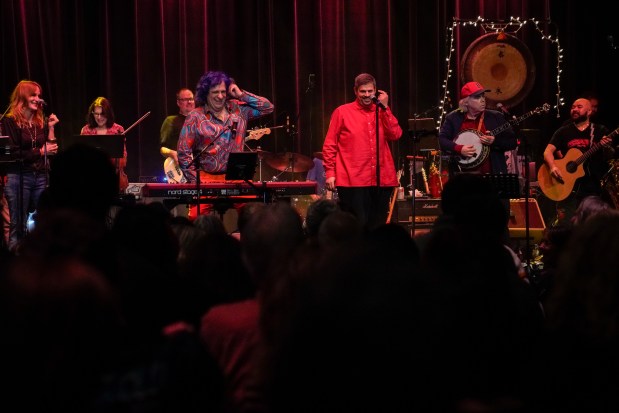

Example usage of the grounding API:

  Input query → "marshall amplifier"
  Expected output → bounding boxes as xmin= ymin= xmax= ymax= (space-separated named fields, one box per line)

xmin=391 ymin=197 xmax=442 ymax=228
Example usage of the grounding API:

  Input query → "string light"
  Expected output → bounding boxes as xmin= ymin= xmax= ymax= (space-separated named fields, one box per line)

xmin=438 ymin=16 xmax=563 ymax=127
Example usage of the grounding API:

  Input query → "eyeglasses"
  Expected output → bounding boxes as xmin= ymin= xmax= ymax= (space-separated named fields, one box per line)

xmin=92 ymin=112 xmax=105 ymax=117
xmin=178 ymin=98 xmax=195 ymax=102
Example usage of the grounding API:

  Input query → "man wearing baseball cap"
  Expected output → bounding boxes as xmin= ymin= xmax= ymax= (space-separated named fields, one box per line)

xmin=438 ymin=81 xmax=517 ymax=176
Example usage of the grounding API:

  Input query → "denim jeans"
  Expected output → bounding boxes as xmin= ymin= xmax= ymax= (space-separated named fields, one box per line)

xmin=4 ymin=171 xmax=47 ymax=251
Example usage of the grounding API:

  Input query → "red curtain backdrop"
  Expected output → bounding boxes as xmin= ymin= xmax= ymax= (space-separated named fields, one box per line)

xmin=1 ymin=0 xmax=615 ymax=181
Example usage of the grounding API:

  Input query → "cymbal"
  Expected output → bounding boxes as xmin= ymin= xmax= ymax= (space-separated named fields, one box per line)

xmin=254 ymin=149 xmax=272 ymax=157
xmin=262 ymin=152 xmax=314 ymax=173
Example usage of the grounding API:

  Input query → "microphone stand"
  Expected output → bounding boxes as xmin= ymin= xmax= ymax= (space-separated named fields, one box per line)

xmin=520 ymin=129 xmax=532 ymax=272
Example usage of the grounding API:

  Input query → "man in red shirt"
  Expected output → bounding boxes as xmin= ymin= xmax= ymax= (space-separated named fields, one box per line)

xmin=322 ymin=73 xmax=403 ymax=230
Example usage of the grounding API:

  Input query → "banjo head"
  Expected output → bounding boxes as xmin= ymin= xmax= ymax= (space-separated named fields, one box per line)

xmin=454 ymin=129 xmax=489 ymax=169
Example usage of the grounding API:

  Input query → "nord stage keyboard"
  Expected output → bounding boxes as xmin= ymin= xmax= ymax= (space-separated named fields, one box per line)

xmin=126 ymin=181 xmax=317 ymax=200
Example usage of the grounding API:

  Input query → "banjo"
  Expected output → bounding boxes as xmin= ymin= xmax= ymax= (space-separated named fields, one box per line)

xmin=455 ymin=103 xmax=550 ymax=169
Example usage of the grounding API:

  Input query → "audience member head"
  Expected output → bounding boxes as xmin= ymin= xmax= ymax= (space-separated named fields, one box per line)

xmin=43 ymin=144 xmax=118 ymax=222
xmin=440 ymin=172 xmax=508 ymax=244
xmin=303 ymin=198 xmax=339 ymax=238
xmin=316 ymin=209 xmax=363 ymax=247
xmin=236 ymin=202 xmax=267 ymax=238
xmin=241 ymin=201 xmax=304 ymax=290
xmin=194 ymin=213 xmax=228 ymax=237
xmin=0 ymin=255 xmax=123 ymax=411
xmin=546 ymin=209 xmax=619 ymax=337
xmin=570 ymin=194 xmax=612 ymax=225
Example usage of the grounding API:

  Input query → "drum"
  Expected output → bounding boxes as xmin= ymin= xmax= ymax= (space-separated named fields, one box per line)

xmin=602 ymin=160 xmax=619 ymax=208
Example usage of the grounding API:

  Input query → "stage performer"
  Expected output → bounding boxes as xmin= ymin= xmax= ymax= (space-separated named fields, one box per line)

xmin=322 ymin=72 xmax=402 ymax=230
xmin=0 ymin=80 xmax=59 ymax=252
xmin=178 ymin=71 xmax=274 ymax=219
xmin=80 ymin=97 xmax=127 ymax=192
xmin=438 ymin=81 xmax=517 ymax=177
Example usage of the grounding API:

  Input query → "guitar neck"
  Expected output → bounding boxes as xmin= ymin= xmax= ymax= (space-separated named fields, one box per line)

xmin=489 ymin=104 xmax=549 ymax=136
xmin=490 ymin=110 xmax=534 ymax=136
xmin=576 ymin=127 xmax=619 ymax=164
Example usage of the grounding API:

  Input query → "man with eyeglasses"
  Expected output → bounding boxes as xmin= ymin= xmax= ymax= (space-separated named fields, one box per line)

xmin=160 ymin=88 xmax=195 ymax=176
xmin=438 ymin=81 xmax=517 ymax=176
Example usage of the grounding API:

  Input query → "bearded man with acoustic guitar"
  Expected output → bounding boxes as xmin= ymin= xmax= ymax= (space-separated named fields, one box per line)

xmin=438 ymin=81 xmax=517 ymax=177
xmin=540 ymin=97 xmax=616 ymax=225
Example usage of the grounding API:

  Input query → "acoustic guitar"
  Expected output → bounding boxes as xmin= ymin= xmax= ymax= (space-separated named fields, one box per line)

xmin=538 ymin=126 xmax=619 ymax=201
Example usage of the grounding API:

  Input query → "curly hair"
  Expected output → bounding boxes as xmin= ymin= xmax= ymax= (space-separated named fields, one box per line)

xmin=195 ymin=71 xmax=233 ymax=106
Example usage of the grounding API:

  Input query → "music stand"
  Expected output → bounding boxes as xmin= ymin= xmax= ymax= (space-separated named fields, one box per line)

xmin=61 ymin=135 xmax=124 ymax=158
xmin=225 ymin=152 xmax=258 ymax=181
xmin=408 ymin=118 xmax=436 ymax=234
xmin=481 ymin=173 xmax=521 ymax=199
xmin=0 ymin=136 xmax=11 ymax=163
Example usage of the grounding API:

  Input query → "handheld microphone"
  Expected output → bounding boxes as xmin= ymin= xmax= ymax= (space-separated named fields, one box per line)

xmin=36 ymin=99 xmax=47 ymax=106
xmin=496 ymin=103 xmax=515 ymax=120
xmin=371 ymin=92 xmax=386 ymax=110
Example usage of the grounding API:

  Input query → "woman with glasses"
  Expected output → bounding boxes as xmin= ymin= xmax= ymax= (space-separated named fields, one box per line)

xmin=80 ymin=97 xmax=127 ymax=191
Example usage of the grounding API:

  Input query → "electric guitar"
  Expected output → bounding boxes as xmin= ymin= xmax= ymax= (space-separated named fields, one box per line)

xmin=421 ymin=166 xmax=430 ymax=194
xmin=538 ymin=126 xmax=619 ymax=201
xmin=163 ymin=157 xmax=186 ymax=184
xmin=245 ymin=127 xmax=271 ymax=142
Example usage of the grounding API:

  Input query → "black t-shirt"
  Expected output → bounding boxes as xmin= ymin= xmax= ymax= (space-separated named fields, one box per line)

xmin=549 ymin=122 xmax=613 ymax=195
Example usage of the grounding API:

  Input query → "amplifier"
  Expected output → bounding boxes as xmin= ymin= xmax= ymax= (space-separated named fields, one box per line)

xmin=391 ymin=197 xmax=441 ymax=228
xmin=508 ymin=198 xmax=546 ymax=242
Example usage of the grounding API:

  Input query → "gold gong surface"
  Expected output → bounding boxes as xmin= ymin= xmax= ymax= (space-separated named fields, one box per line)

xmin=461 ymin=33 xmax=535 ymax=108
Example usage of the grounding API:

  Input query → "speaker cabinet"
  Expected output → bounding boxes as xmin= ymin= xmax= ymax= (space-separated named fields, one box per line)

xmin=391 ymin=197 xmax=441 ymax=228
xmin=508 ymin=198 xmax=545 ymax=242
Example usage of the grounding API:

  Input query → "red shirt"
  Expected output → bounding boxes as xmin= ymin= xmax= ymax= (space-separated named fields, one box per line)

xmin=323 ymin=100 xmax=402 ymax=187
xmin=200 ymin=299 xmax=260 ymax=411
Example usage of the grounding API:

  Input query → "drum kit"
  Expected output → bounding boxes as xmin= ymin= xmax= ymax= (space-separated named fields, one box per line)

xmin=246 ymin=125 xmax=315 ymax=181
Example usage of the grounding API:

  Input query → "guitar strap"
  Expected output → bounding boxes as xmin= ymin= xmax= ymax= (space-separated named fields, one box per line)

xmin=477 ymin=111 xmax=485 ymax=133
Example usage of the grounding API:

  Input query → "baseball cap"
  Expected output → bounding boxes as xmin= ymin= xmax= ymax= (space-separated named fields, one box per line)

xmin=461 ymin=81 xmax=491 ymax=99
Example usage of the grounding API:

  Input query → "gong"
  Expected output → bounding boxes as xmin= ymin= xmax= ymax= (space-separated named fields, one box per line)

xmin=461 ymin=33 xmax=535 ymax=108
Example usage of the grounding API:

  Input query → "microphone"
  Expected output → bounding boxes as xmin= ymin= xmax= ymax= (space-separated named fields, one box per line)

xmin=286 ymin=115 xmax=290 ymax=134
xmin=36 ymin=99 xmax=47 ymax=106
xmin=371 ymin=94 xmax=386 ymax=110
xmin=496 ymin=103 xmax=515 ymax=120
